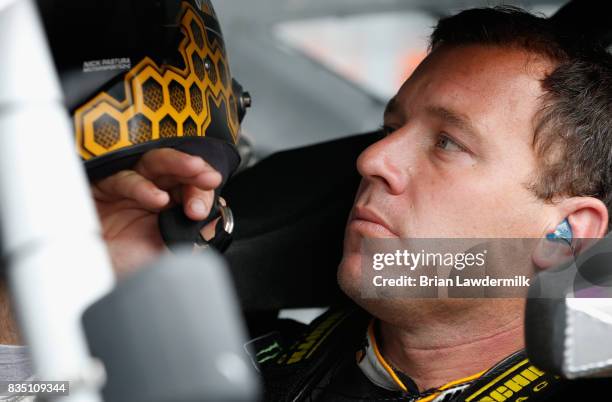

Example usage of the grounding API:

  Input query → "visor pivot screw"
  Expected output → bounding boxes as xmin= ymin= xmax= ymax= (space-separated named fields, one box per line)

xmin=241 ymin=92 xmax=252 ymax=109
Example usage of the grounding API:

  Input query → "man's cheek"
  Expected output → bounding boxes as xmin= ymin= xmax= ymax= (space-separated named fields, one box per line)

xmin=415 ymin=192 xmax=502 ymax=236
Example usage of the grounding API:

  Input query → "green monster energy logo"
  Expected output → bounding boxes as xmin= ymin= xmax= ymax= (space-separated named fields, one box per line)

xmin=256 ymin=341 xmax=282 ymax=364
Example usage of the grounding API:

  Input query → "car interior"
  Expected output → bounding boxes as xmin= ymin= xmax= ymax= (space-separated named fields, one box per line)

xmin=1 ymin=0 xmax=611 ymax=400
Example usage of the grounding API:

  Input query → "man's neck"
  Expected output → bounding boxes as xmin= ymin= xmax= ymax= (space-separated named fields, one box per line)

xmin=377 ymin=305 xmax=524 ymax=392
xmin=0 ymin=281 xmax=23 ymax=345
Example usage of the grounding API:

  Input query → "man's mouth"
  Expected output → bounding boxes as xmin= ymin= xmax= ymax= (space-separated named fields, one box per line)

xmin=349 ymin=206 xmax=398 ymax=237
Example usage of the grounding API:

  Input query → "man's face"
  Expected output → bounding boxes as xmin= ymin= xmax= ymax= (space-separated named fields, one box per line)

xmin=338 ymin=45 xmax=557 ymax=315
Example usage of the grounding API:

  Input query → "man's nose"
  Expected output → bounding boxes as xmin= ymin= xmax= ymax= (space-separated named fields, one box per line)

xmin=356 ymin=132 xmax=409 ymax=195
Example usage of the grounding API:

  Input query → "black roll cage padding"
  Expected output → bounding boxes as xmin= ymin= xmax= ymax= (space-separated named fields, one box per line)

xmin=550 ymin=0 xmax=612 ymax=49
xmin=222 ymin=132 xmax=381 ymax=312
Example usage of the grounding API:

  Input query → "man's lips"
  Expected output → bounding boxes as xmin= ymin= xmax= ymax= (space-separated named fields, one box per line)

xmin=349 ymin=206 xmax=399 ymax=237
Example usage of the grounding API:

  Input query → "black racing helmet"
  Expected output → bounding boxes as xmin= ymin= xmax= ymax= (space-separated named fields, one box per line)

xmin=39 ymin=0 xmax=250 ymax=183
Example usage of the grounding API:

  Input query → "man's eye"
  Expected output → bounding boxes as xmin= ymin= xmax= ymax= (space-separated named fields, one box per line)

xmin=435 ymin=134 xmax=463 ymax=152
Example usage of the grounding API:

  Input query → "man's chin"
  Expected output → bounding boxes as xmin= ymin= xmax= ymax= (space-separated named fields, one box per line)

xmin=337 ymin=251 xmax=362 ymax=300
xmin=338 ymin=251 xmax=419 ymax=322
xmin=338 ymin=252 xmax=522 ymax=328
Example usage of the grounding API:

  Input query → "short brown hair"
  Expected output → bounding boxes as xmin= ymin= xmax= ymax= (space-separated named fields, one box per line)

xmin=431 ymin=6 xmax=612 ymax=229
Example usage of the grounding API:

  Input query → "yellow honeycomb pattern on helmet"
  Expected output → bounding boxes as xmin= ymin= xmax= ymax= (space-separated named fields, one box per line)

xmin=75 ymin=1 xmax=239 ymax=160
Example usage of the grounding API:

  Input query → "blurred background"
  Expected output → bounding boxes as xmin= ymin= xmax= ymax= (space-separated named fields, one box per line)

xmin=214 ymin=0 xmax=564 ymax=160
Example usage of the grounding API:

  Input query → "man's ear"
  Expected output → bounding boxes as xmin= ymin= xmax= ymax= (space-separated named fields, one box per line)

xmin=563 ymin=196 xmax=609 ymax=240
xmin=533 ymin=196 xmax=609 ymax=270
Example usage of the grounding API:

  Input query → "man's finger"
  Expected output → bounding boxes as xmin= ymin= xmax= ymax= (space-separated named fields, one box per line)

xmin=182 ymin=184 xmax=215 ymax=221
xmin=94 ymin=170 xmax=170 ymax=210
xmin=153 ymin=170 xmax=222 ymax=192
xmin=135 ymin=148 xmax=221 ymax=182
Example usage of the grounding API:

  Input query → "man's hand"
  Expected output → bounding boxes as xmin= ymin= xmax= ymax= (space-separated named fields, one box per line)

xmin=92 ymin=148 xmax=222 ymax=276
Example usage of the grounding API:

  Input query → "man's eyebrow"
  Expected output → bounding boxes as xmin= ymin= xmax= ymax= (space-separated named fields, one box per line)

xmin=425 ymin=105 xmax=482 ymax=142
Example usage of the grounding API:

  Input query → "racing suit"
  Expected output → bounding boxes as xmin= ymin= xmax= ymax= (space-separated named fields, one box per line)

xmin=248 ymin=307 xmax=612 ymax=401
